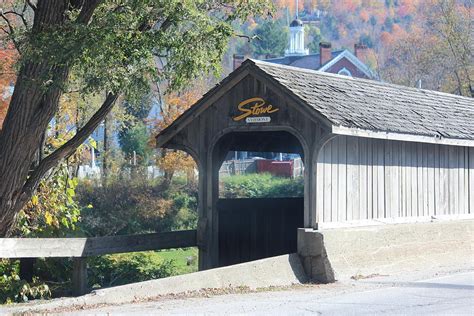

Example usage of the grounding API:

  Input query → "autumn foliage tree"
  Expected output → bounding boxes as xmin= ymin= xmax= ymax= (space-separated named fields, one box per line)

xmin=259 ymin=0 xmax=471 ymax=96
xmin=154 ymin=87 xmax=203 ymax=187
xmin=424 ymin=0 xmax=472 ymax=96
xmin=380 ymin=0 xmax=472 ymax=95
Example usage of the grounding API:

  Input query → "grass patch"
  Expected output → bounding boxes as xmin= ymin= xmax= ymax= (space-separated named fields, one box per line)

xmin=157 ymin=247 xmax=198 ymax=275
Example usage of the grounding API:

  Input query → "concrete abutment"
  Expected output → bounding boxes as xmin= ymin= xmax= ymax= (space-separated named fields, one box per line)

xmin=297 ymin=219 xmax=473 ymax=282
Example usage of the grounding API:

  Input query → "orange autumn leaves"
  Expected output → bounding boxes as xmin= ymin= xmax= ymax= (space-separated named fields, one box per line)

xmin=153 ymin=88 xmax=203 ymax=176
xmin=155 ymin=89 xmax=202 ymax=132
xmin=0 ymin=47 xmax=16 ymax=129
xmin=268 ymin=0 xmax=424 ymax=56
xmin=0 ymin=0 xmax=19 ymax=128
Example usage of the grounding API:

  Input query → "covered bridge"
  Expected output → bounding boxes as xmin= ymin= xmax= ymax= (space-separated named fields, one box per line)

xmin=156 ymin=59 xmax=474 ymax=270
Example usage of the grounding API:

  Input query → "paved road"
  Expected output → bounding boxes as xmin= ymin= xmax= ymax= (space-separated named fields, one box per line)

xmin=80 ymin=271 xmax=474 ymax=315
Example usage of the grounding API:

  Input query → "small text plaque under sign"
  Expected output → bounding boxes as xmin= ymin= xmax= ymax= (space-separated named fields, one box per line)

xmin=245 ymin=116 xmax=271 ymax=123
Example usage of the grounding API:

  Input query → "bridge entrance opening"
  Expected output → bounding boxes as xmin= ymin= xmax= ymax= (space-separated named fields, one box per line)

xmin=214 ymin=131 xmax=305 ymax=267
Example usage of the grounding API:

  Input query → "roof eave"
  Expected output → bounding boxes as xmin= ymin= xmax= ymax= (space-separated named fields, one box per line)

xmin=332 ymin=125 xmax=474 ymax=147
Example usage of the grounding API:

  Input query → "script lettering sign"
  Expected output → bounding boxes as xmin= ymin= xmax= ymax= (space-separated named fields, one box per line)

xmin=232 ymin=97 xmax=279 ymax=123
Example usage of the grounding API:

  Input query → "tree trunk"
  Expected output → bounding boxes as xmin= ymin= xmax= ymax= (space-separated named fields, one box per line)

xmin=161 ymin=149 xmax=174 ymax=191
xmin=102 ymin=113 xmax=109 ymax=184
xmin=0 ymin=0 xmax=103 ymax=236
xmin=0 ymin=1 xmax=69 ymax=236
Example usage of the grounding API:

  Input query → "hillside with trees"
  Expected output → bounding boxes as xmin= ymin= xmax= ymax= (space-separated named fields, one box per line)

xmin=230 ymin=0 xmax=472 ymax=96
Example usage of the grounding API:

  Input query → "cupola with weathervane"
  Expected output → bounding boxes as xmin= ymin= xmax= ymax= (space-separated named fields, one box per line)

xmin=285 ymin=0 xmax=308 ymax=56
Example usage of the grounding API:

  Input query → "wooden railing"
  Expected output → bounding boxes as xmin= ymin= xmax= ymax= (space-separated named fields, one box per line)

xmin=0 ymin=230 xmax=197 ymax=296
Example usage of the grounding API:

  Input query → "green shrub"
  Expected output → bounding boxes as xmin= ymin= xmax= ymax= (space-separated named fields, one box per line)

xmin=87 ymin=252 xmax=176 ymax=288
xmin=220 ymin=173 xmax=303 ymax=198
xmin=77 ymin=177 xmax=198 ymax=236
xmin=1 ymin=164 xmax=80 ymax=304
xmin=0 ymin=260 xmax=51 ymax=304
xmin=0 ymin=251 xmax=186 ymax=304
xmin=15 ymin=164 xmax=81 ymax=238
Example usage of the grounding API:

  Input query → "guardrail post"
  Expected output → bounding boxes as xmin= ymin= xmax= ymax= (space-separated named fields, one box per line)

xmin=72 ymin=257 xmax=88 ymax=296
xmin=19 ymin=258 xmax=36 ymax=282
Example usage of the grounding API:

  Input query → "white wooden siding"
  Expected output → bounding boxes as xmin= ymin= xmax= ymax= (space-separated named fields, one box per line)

xmin=316 ymin=136 xmax=473 ymax=222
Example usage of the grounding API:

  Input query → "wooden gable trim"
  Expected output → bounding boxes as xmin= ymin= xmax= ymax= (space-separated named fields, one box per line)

xmin=156 ymin=60 xmax=335 ymax=148
xmin=156 ymin=65 xmax=252 ymax=148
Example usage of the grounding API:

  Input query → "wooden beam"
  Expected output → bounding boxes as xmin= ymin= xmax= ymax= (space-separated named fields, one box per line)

xmin=0 ymin=230 xmax=197 ymax=258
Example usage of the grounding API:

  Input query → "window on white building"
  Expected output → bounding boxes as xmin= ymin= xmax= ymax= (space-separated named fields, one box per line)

xmin=338 ymin=68 xmax=352 ymax=77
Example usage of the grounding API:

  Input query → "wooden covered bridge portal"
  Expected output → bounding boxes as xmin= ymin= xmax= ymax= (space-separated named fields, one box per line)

xmin=156 ymin=60 xmax=474 ymax=270
xmin=1 ymin=60 xmax=471 ymax=295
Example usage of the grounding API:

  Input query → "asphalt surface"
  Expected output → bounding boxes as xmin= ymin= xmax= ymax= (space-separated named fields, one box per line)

xmin=69 ymin=270 xmax=474 ymax=315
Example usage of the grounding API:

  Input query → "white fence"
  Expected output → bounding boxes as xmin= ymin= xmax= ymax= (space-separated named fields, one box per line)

xmin=219 ymin=159 xmax=257 ymax=177
xmin=77 ymin=165 xmax=164 ymax=180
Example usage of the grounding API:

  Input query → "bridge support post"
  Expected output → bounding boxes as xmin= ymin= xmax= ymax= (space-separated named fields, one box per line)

xmin=72 ymin=257 xmax=88 ymax=296
xmin=19 ymin=258 xmax=36 ymax=282
xmin=297 ymin=228 xmax=335 ymax=283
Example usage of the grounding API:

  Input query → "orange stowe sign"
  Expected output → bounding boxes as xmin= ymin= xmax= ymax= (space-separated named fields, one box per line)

xmin=232 ymin=97 xmax=279 ymax=122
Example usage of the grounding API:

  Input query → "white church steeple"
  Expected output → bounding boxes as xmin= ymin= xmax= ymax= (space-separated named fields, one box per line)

xmin=285 ymin=0 xmax=309 ymax=56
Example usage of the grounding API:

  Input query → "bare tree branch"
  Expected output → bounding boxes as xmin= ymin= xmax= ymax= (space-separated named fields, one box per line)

xmin=235 ymin=33 xmax=261 ymax=42
xmin=152 ymin=52 xmax=168 ymax=58
xmin=0 ymin=26 xmax=9 ymax=35
xmin=2 ymin=10 xmax=29 ymax=28
xmin=0 ymin=12 xmax=20 ymax=50
xmin=75 ymin=0 xmax=102 ymax=24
